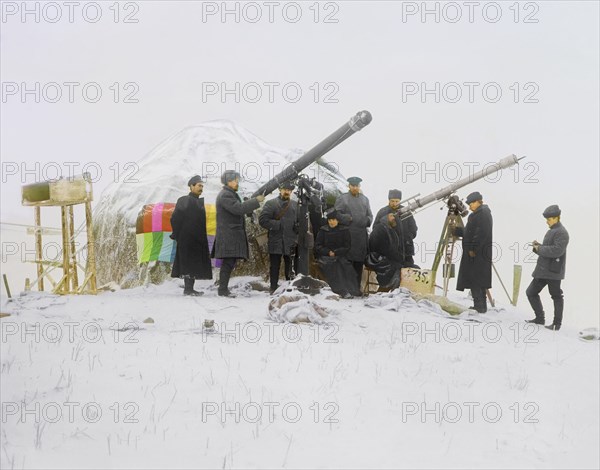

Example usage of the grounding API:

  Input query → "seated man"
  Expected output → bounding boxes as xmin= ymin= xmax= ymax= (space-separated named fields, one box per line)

xmin=368 ymin=213 xmax=405 ymax=290
xmin=314 ymin=210 xmax=362 ymax=299
xmin=373 ymin=189 xmax=419 ymax=268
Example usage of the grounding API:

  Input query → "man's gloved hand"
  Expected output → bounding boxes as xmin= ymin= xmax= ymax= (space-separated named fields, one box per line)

xmin=255 ymin=194 xmax=265 ymax=203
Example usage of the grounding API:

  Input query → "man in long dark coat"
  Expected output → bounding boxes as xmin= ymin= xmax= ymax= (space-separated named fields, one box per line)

xmin=453 ymin=191 xmax=493 ymax=313
xmin=368 ymin=213 xmax=405 ymax=290
xmin=213 ymin=170 xmax=265 ymax=297
xmin=170 ymin=175 xmax=213 ymax=296
xmin=373 ymin=189 xmax=419 ymax=268
xmin=334 ymin=176 xmax=373 ymax=287
xmin=258 ymin=181 xmax=298 ymax=294
xmin=314 ymin=210 xmax=361 ymax=299
xmin=526 ymin=205 xmax=569 ymax=330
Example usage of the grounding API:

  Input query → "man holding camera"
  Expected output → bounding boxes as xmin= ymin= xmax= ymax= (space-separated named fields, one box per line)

xmin=259 ymin=182 xmax=299 ymax=294
xmin=526 ymin=205 xmax=569 ymax=331
xmin=213 ymin=170 xmax=265 ymax=297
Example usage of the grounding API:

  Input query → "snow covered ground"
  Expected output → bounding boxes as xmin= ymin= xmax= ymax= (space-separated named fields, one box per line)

xmin=1 ymin=278 xmax=598 ymax=469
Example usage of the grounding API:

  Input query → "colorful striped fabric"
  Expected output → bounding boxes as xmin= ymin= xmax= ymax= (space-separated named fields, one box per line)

xmin=135 ymin=202 xmax=217 ymax=264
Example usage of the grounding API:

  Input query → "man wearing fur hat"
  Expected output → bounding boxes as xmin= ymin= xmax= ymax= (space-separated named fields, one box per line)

xmin=259 ymin=181 xmax=299 ymax=294
xmin=453 ymin=191 xmax=493 ymax=313
xmin=170 ymin=175 xmax=213 ymax=296
xmin=213 ymin=170 xmax=265 ymax=297
xmin=373 ymin=189 xmax=419 ymax=268
xmin=526 ymin=205 xmax=569 ymax=330
xmin=334 ymin=176 xmax=373 ymax=286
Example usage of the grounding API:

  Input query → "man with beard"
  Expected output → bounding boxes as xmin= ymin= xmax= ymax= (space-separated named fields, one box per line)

xmin=453 ymin=191 xmax=493 ymax=313
xmin=259 ymin=181 xmax=299 ymax=294
xmin=373 ymin=189 xmax=419 ymax=268
xmin=213 ymin=170 xmax=265 ymax=297
xmin=334 ymin=176 xmax=373 ymax=288
xmin=170 ymin=175 xmax=213 ymax=296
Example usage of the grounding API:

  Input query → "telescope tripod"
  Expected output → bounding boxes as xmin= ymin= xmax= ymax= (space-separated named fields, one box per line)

xmin=432 ymin=213 xmax=464 ymax=297
xmin=432 ymin=211 xmax=495 ymax=307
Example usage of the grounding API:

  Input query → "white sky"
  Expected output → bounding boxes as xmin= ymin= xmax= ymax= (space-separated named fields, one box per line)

xmin=1 ymin=0 xmax=598 ymax=326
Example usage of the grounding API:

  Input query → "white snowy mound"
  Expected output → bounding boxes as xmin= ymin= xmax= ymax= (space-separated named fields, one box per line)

xmin=95 ymin=119 xmax=347 ymax=226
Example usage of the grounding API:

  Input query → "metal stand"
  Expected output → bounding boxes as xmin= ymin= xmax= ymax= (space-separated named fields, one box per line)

xmin=431 ymin=196 xmax=466 ymax=298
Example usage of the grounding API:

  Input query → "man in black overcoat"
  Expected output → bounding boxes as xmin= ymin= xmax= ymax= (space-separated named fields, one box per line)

xmin=453 ymin=191 xmax=493 ymax=313
xmin=170 ymin=175 xmax=213 ymax=296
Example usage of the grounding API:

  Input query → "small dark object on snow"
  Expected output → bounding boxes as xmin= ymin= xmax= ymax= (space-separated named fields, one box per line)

xmin=288 ymin=275 xmax=329 ymax=296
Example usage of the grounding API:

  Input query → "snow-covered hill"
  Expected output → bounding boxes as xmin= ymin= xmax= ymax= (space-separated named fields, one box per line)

xmin=95 ymin=120 xmax=346 ymax=226
xmin=92 ymin=120 xmax=348 ymax=287
xmin=1 ymin=281 xmax=598 ymax=469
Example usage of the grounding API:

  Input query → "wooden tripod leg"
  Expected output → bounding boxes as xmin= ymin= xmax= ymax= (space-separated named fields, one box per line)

xmin=34 ymin=206 xmax=44 ymax=291
xmin=486 ymin=289 xmax=495 ymax=308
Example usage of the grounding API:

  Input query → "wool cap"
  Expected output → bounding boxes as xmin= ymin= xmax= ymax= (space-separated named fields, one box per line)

xmin=388 ymin=189 xmax=402 ymax=200
xmin=187 ymin=175 xmax=203 ymax=186
xmin=279 ymin=181 xmax=295 ymax=190
xmin=465 ymin=191 xmax=483 ymax=204
xmin=542 ymin=205 xmax=561 ymax=218
xmin=221 ymin=170 xmax=240 ymax=185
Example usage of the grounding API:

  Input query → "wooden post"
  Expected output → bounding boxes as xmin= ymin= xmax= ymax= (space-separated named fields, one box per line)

xmin=68 ymin=205 xmax=79 ymax=291
xmin=34 ymin=206 xmax=44 ymax=291
xmin=84 ymin=200 xmax=97 ymax=293
xmin=512 ymin=265 xmax=523 ymax=306
xmin=60 ymin=206 xmax=70 ymax=294
xmin=3 ymin=274 xmax=12 ymax=298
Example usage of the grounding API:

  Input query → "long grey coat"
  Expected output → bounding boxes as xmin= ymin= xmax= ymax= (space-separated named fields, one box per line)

xmin=334 ymin=192 xmax=373 ymax=262
xmin=213 ymin=186 xmax=260 ymax=259
xmin=532 ymin=222 xmax=569 ymax=280
xmin=258 ymin=196 xmax=298 ymax=256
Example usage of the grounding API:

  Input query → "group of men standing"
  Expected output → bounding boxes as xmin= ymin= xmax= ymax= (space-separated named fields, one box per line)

xmin=169 ymin=172 xmax=569 ymax=330
xmin=449 ymin=192 xmax=568 ymax=330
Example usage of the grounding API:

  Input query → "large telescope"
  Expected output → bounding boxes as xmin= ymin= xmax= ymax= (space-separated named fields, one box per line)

xmin=251 ymin=110 xmax=373 ymax=198
xmin=253 ymin=110 xmax=372 ymax=277
xmin=398 ymin=154 xmax=522 ymax=217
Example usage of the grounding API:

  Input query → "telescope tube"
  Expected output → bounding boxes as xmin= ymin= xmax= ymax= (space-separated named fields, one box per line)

xmin=251 ymin=110 xmax=372 ymax=198
xmin=399 ymin=154 xmax=521 ymax=216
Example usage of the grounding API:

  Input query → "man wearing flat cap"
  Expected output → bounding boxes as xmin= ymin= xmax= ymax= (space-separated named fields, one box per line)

xmin=259 ymin=181 xmax=299 ymax=294
xmin=453 ymin=191 xmax=493 ymax=313
xmin=213 ymin=170 xmax=265 ymax=297
xmin=334 ymin=176 xmax=373 ymax=287
xmin=373 ymin=189 xmax=419 ymax=268
xmin=526 ymin=205 xmax=569 ymax=330
xmin=170 ymin=175 xmax=212 ymax=296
